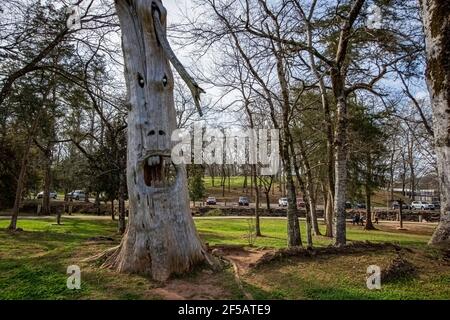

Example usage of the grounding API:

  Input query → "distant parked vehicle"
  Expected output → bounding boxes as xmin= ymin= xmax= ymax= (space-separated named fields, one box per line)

xmin=411 ymin=201 xmax=434 ymax=210
xmin=68 ymin=190 xmax=86 ymax=201
xmin=206 ymin=196 xmax=217 ymax=205
xmin=345 ymin=201 xmax=352 ymax=209
xmin=238 ymin=196 xmax=249 ymax=206
xmin=391 ymin=201 xmax=410 ymax=210
xmin=37 ymin=191 xmax=57 ymax=199
xmin=278 ymin=197 xmax=288 ymax=207
xmin=296 ymin=198 xmax=305 ymax=208
xmin=391 ymin=201 xmax=411 ymax=210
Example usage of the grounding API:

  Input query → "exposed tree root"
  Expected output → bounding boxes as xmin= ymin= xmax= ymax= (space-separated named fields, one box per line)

xmin=6 ymin=227 xmax=23 ymax=233
xmin=223 ymin=256 xmax=254 ymax=300
xmin=209 ymin=247 xmax=254 ymax=300
xmin=82 ymin=245 xmax=120 ymax=263
xmin=83 ymin=242 xmax=222 ymax=282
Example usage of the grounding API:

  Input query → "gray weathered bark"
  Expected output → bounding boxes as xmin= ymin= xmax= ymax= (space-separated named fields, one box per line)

xmin=420 ymin=0 xmax=450 ymax=244
xmin=103 ymin=0 xmax=211 ymax=281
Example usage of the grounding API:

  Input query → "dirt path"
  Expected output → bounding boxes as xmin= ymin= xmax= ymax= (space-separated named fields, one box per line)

xmin=146 ymin=246 xmax=272 ymax=300
xmin=149 ymin=274 xmax=230 ymax=300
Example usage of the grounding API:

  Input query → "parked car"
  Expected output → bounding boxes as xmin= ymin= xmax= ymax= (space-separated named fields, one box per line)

xmin=432 ymin=201 xmax=441 ymax=210
xmin=238 ymin=196 xmax=249 ymax=206
xmin=296 ymin=197 xmax=305 ymax=208
xmin=206 ymin=196 xmax=217 ymax=205
xmin=68 ymin=190 xmax=86 ymax=201
xmin=410 ymin=201 xmax=434 ymax=210
xmin=391 ymin=201 xmax=410 ymax=210
xmin=37 ymin=191 xmax=57 ymax=199
xmin=278 ymin=197 xmax=288 ymax=207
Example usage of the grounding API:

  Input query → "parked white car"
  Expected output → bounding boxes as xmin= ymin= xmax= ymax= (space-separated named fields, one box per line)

xmin=68 ymin=190 xmax=86 ymax=201
xmin=37 ymin=191 xmax=57 ymax=199
xmin=278 ymin=197 xmax=288 ymax=207
xmin=410 ymin=201 xmax=434 ymax=210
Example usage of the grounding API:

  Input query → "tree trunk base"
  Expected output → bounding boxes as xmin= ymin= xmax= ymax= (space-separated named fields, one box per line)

xmin=429 ymin=216 xmax=450 ymax=245
xmin=87 ymin=241 xmax=222 ymax=282
xmin=364 ymin=223 xmax=377 ymax=231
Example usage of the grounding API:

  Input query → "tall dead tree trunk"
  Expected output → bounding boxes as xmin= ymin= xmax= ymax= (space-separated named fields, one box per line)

xmin=103 ymin=0 xmax=212 ymax=281
xmin=421 ymin=0 xmax=450 ymax=244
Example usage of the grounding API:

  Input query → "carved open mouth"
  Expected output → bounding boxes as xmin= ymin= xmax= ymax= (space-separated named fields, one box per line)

xmin=143 ymin=154 xmax=177 ymax=188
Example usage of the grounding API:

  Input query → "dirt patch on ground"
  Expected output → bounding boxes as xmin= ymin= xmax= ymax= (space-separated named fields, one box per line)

xmin=148 ymin=246 xmax=273 ymax=300
xmin=149 ymin=271 xmax=232 ymax=300
xmin=213 ymin=245 xmax=274 ymax=274
xmin=375 ymin=222 xmax=437 ymax=236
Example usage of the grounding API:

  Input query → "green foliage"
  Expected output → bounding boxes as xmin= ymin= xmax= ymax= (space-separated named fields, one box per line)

xmin=347 ymin=102 xmax=389 ymax=202
xmin=188 ymin=166 xmax=206 ymax=203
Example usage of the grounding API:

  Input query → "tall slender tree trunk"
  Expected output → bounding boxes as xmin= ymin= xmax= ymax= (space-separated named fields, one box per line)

xmin=329 ymin=0 xmax=365 ymax=246
xmin=297 ymin=137 xmax=320 ymax=235
xmin=103 ymin=0 xmax=212 ymax=281
xmin=118 ymin=172 xmax=126 ymax=234
xmin=41 ymin=153 xmax=52 ymax=215
xmin=326 ymin=192 xmax=334 ymax=237
xmin=306 ymin=16 xmax=332 ymax=237
xmin=111 ymin=199 xmax=116 ymax=221
xmin=389 ymin=144 xmax=396 ymax=202
xmin=8 ymin=134 xmax=34 ymax=230
xmin=365 ymin=153 xmax=376 ymax=230
xmin=333 ymin=96 xmax=348 ymax=246
xmin=252 ymin=164 xmax=261 ymax=236
xmin=421 ymin=0 xmax=450 ymax=244
xmin=8 ymin=110 xmax=43 ymax=230
xmin=290 ymin=141 xmax=313 ymax=248
xmin=273 ymin=39 xmax=302 ymax=247
xmin=408 ymin=137 xmax=416 ymax=200
xmin=95 ymin=192 xmax=101 ymax=216
xmin=284 ymin=150 xmax=302 ymax=247
xmin=211 ymin=166 xmax=215 ymax=187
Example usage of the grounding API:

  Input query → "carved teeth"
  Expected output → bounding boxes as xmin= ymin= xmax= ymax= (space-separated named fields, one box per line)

xmin=143 ymin=154 xmax=176 ymax=188
xmin=147 ymin=156 xmax=160 ymax=166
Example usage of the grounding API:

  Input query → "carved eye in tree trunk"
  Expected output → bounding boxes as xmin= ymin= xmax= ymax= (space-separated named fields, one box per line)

xmin=137 ymin=73 xmax=145 ymax=88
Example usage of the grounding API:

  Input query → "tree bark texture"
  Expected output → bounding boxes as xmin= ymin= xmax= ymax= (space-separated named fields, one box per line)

xmin=421 ymin=0 xmax=450 ymax=244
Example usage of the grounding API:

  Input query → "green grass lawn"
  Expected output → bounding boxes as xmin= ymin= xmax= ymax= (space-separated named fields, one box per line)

xmin=195 ymin=218 xmax=432 ymax=248
xmin=0 ymin=217 xmax=448 ymax=300
xmin=203 ymin=176 xmax=249 ymax=189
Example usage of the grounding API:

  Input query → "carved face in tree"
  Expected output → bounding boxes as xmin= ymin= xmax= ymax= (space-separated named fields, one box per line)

xmin=104 ymin=0 xmax=208 ymax=281
xmin=118 ymin=0 xmax=178 ymax=193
